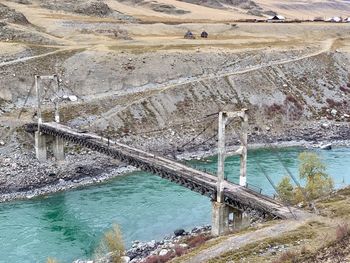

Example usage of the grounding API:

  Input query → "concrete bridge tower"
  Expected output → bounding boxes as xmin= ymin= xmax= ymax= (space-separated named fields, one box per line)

xmin=212 ymin=109 xmax=249 ymax=236
xmin=34 ymin=74 xmax=64 ymax=162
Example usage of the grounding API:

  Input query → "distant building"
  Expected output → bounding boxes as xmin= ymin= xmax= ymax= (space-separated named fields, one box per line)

xmin=184 ymin=30 xmax=195 ymax=39
xmin=200 ymin=31 xmax=208 ymax=38
xmin=267 ymin=15 xmax=285 ymax=22
xmin=344 ymin=17 xmax=350 ymax=23
xmin=313 ymin=17 xmax=325 ymax=22
xmin=327 ymin=16 xmax=342 ymax=22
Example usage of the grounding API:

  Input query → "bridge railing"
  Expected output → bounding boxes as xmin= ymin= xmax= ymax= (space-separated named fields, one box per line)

xmin=245 ymin=183 xmax=263 ymax=194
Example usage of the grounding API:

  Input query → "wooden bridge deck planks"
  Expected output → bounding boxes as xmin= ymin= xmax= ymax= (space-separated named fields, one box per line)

xmin=26 ymin=122 xmax=302 ymax=220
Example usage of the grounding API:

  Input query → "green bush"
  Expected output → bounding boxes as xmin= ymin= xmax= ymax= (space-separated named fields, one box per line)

xmin=277 ymin=176 xmax=294 ymax=203
xmin=299 ymin=152 xmax=334 ymax=200
xmin=277 ymin=152 xmax=334 ymax=205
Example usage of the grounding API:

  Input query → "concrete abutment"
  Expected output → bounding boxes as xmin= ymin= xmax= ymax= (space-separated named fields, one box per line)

xmin=35 ymin=132 xmax=64 ymax=162
xmin=211 ymin=202 xmax=249 ymax=236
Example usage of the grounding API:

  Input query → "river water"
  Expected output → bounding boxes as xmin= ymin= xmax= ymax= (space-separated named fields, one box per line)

xmin=0 ymin=147 xmax=349 ymax=263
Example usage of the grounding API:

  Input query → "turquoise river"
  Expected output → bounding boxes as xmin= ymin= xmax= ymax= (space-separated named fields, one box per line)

xmin=0 ymin=147 xmax=349 ymax=263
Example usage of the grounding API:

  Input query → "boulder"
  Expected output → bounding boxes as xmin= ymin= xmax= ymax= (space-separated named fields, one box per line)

xmin=159 ymin=249 xmax=168 ymax=256
xmin=174 ymin=228 xmax=185 ymax=236
xmin=320 ymin=143 xmax=332 ymax=150
xmin=121 ymin=256 xmax=130 ymax=263
xmin=321 ymin=123 xmax=329 ymax=129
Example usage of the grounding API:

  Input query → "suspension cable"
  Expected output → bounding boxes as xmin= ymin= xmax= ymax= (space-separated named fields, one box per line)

xmin=255 ymin=157 xmax=297 ymax=219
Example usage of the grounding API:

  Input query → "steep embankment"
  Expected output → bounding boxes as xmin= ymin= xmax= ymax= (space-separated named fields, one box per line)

xmin=1 ymin=39 xmax=350 ymax=149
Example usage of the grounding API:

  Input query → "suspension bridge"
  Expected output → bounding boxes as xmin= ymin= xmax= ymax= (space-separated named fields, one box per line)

xmin=25 ymin=121 xmax=305 ymax=235
xmin=23 ymin=75 xmax=307 ymax=236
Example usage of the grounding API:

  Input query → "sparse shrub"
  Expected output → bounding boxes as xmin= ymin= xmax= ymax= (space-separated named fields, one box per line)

xmin=340 ymin=86 xmax=350 ymax=93
xmin=95 ymin=224 xmax=125 ymax=263
xmin=286 ymin=95 xmax=303 ymax=110
xmin=144 ymin=253 xmax=174 ymax=263
xmin=144 ymin=255 xmax=160 ymax=263
xmin=265 ymin=103 xmax=285 ymax=118
xmin=335 ymin=223 xmax=349 ymax=241
xmin=186 ymin=234 xmax=210 ymax=248
xmin=284 ymin=95 xmax=303 ymax=120
xmin=272 ymin=250 xmax=298 ymax=263
xmin=277 ymin=176 xmax=294 ymax=204
xmin=174 ymin=245 xmax=187 ymax=256
xmin=300 ymin=245 xmax=309 ymax=255
xmin=293 ymin=186 xmax=305 ymax=205
xmin=326 ymin=98 xmax=342 ymax=107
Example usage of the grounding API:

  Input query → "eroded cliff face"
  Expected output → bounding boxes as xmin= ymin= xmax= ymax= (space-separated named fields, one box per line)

xmin=56 ymin=49 xmax=350 ymax=131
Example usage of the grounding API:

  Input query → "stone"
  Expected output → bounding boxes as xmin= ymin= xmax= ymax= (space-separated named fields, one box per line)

xmin=344 ymin=114 xmax=350 ymax=118
xmin=331 ymin=109 xmax=337 ymax=116
xmin=121 ymin=256 xmax=130 ymax=263
xmin=68 ymin=95 xmax=78 ymax=102
xmin=0 ymin=140 xmax=5 ymax=146
xmin=321 ymin=123 xmax=329 ymax=129
xmin=179 ymin=243 xmax=188 ymax=249
xmin=174 ymin=228 xmax=185 ymax=236
xmin=320 ymin=143 xmax=332 ymax=150
xmin=159 ymin=249 xmax=168 ymax=256
xmin=58 ymin=178 xmax=65 ymax=184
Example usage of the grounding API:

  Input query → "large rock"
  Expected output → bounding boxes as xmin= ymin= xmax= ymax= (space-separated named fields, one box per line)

xmin=174 ymin=228 xmax=185 ymax=236
xmin=159 ymin=249 xmax=168 ymax=256
xmin=320 ymin=143 xmax=332 ymax=150
xmin=121 ymin=256 xmax=130 ymax=263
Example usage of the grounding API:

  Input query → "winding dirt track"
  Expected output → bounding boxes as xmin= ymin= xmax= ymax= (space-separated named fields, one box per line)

xmin=0 ymin=47 xmax=79 ymax=68
xmin=182 ymin=214 xmax=316 ymax=263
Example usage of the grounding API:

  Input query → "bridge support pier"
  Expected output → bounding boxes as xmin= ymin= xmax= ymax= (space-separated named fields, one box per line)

xmin=35 ymin=131 xmax=64 ymax=162
xmin=52 ymin=137 xmax=64 ymax=162
xmin=230 ymin=208 xmax=250 ymax=230
xmin=211 ymin=201 xmax=229 ymax=236
xmin=35 ymin=131 xmax=47 ymax=162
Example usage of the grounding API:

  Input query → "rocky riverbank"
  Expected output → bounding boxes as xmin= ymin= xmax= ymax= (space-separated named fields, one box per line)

xmin=75 ymin=214 xmax=264 ymax=263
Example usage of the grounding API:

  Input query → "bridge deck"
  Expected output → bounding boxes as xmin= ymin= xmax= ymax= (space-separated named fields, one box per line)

xmin=26 ymin=122 xmax=301 ymax=220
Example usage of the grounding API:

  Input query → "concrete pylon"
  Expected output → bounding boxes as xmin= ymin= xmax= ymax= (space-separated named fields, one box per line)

xmin=35 ymin=74 xmax=64 ymax=163
xmin=235 ymin=211 xmax=250 ymax=229
xmin=212 ymin=109 xmax=248 ymax=236
xmin=35 ymin=131 xmax=47 ymax=162
xmin=52 ymin=137 xmax=64 ymax=162
xmin=211 ymin=201 xmax=229 ymax=236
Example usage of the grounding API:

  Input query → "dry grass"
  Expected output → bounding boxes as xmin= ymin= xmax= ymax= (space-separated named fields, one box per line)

xmin=95 ymin=224 xmax=125 ymax=263
xmin=336 ymin=223 xmax=350 ymax=241
xmin=272 ymin=251 xmax=298 ymax=263
xmin=207 ymin=223 xmax=318 ymax=263
xmin=185 ymin=234 xmax=211 ymax=248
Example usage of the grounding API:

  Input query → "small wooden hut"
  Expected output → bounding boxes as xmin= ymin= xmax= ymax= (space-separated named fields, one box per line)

xmin=201 ymin=31 xmax=208 ymax=38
